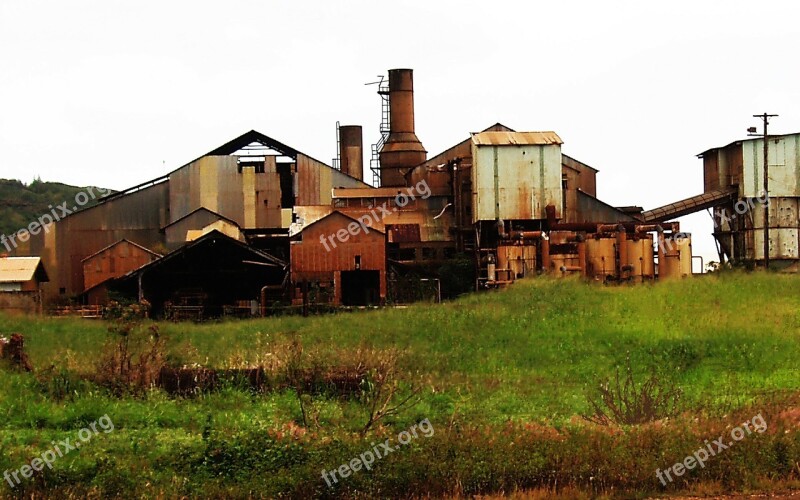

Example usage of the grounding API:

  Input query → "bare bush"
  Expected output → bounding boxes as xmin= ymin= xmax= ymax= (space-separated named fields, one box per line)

xmin=583 ymin=356 xmax=682 ymax=426
xmin=94 ymin=301 xmax=166 ymax=394
xmin=280 ymin=341 xmax=421 ymax=433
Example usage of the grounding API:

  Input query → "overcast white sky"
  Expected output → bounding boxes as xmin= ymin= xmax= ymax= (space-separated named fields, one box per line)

xmin=2 ymin=1 xmax=799 ymax=267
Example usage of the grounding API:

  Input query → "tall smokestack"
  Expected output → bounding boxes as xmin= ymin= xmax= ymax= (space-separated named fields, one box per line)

xmin=338 ymin=125 xmax=363 ymax=181
xmin=379 ymin=68 xmax=427 ymax=186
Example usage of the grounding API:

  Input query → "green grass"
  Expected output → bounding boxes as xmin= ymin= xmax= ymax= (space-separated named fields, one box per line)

xmin=1 ymin=272 xmax=799 ymax=497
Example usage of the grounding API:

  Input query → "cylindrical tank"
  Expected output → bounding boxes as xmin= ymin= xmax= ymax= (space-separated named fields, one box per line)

xmin=623 ymin=234 xmax=655 ymax=281
xmin=338 ymin=125 xmax=363 ymax=181
xmin=585 ymin=236 xmax=617 ymax=280
xmin=497 ymin=245 xmax=536 ymax=279
xmin=658 ymin=233 xmax=693 ymax=279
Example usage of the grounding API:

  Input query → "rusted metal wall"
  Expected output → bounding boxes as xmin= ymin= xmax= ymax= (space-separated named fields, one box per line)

xmin=471 ymin=135 xmax=563 ymax=223
xmin=82 ymin=240 xmax=160 ymax=291
xmin=51 ymin=181 xmax=169 ymax=297
xmin=164 ymin=209 xmax=233 ymax=250
xmin=561 ymin=154 xmax=597 ymax=196
xmin=747 ymin=197 xmax=800 ymax=260
xmin=742 ymin=134 xmax=800 ymax=198
xmin=296 ymin=154 xmax=369 ymax=206
xmin=703 ymin=149 xmax=722 ymax=192
xmin=703 ymin=134 xmax=800 ymax=264
xmin=575 ymin=191 xmax=638 ymax=223
xmin=332 ymin=191 xmax=454 ymax=243
xmin=169 ymin=156 xmax=247 ymax=227
xmin=290 ymin=212 xmax=386 ymax=304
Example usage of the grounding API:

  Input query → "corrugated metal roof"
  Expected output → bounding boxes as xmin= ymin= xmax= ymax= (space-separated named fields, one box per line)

xmin=81 ymin=239 xmax=162 ymax=263
xmin=471 ymin=131 xmax=563 ymax=146
xmin=641 ymin=188 xmax=738 ymax=222
xmin=0 ymin=257 xmax=43 ymax=283
xmin=697 ymin=132 xmax=800 ymax=157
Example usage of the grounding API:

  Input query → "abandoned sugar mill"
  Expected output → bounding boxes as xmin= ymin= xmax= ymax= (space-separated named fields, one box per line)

xmin=4 ymin=68 xmax=799 ymax=318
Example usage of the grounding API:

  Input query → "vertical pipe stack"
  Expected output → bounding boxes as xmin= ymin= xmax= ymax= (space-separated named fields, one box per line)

xmin=379 ymin=69 xmax=427 ymax=186
xmin=338 ymin=125 xmax=363 ymax=181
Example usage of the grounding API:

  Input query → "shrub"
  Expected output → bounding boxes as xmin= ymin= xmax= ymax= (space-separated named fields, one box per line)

xmin=583 ymin=356 xmax=682 ymax=425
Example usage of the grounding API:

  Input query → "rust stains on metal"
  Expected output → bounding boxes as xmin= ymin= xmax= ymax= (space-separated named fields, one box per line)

xmin=338 ymin=125 xmax=364 ymax=181
xmin=379 ymin=69 xmax=427 ymax=187
xmin=81 ymin=239 xmax=161 ymax=291
xmin=471 ymin=131 xmax=563 ymax=146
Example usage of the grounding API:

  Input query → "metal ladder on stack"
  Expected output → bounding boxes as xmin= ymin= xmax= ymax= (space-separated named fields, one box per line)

xmin=369 ymin=76 xmax=391 ymax=187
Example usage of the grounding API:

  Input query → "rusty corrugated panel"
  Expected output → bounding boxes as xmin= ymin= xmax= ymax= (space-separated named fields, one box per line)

xmin=290 ymin=212 xmax=386 ymax=278
xmin=575 ymin=191 xmax=639 ymax=223
xmin=52 ymin=181 xmax=170 ymax=296
xmin=296 ymin=154 xmax=319 ymax=205
xmin=471 ymin=138 xmax=563 ymax=222
xmin=387 ymin=224 xmax=421 ymax=243
xmin=471 ymin=131 xmax=563 ymax=146
xmin=641 ymin=188 xmax=737 ymax=222
xmin=213 ymin=156 xmax=247 ymax=227
xmin=81 ymin=239 xmax=161 ymax=291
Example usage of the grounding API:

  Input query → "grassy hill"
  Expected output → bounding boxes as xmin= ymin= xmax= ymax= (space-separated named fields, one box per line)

xmin=1 ymin=273 xmax=799 ymax=498
xmin=0 ymin=178 xmax=113 ymax=238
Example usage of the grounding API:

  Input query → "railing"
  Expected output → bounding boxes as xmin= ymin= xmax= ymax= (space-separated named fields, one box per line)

xmin=50 ymin=305 xmax=103 ymax=318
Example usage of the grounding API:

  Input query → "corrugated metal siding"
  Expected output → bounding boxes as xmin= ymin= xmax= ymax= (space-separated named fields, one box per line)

xmin=165 ymin=209 xmax=231 ymax=250
xmin=82 ymin=241 xmax=160 ymax=290
xmin=742 ymin=134 xmax=800 ymax=197
xmin=290 ymin=213 xmax=386 ymax=301
xmin=335 ymin=196 xmax=453 ymax=242
xmin=471 ymin=141 xmax=562 ymax=222
xmin=472 ymin=131 xmax=562 ymax=146
xmin=297 ymin=154 xmax=374 ymax=206
xmin=51 ymin=181 xmax=169 ymax=297
xmin=561 ymin=155 xmax=597 ymax=197
xmin=576 ymin=191 xmax=638 ymax=223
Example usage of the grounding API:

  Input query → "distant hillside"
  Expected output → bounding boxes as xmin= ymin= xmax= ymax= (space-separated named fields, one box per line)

xmin=0 ymin=178 xmax=115 ymax=237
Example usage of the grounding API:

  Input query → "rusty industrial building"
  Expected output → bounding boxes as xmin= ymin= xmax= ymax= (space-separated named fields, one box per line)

xmin=7 ymin=68 xmax=800 ymax=317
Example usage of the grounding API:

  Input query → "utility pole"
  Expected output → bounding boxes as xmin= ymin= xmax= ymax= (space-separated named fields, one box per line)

xmin=748 ymin=113 xmax=778 ymax=270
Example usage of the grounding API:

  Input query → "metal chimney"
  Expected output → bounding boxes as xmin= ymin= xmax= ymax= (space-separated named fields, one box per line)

xmin=379 ymin=69 xmax=427 ymax=186
xmin=338 ymin=125 xmax=363 ymax=181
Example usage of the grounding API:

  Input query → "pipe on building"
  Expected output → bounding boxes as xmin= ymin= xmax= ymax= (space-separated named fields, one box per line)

xmin=540 ymin=238 xmax=551 ymax=271
xmin=497 ymin=219 xmax=508 ymax=239
xmin=634 ymin=224 xmax=665 ymax=234
xmin=507 ymin=230 xmax=547 ymax=241
xmin=598 ymin=223 xmax=625 ymax=233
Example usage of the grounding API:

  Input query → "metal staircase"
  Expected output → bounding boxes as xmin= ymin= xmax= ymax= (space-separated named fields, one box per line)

xmin=369 ymin=76 xmax=390 ymax=187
